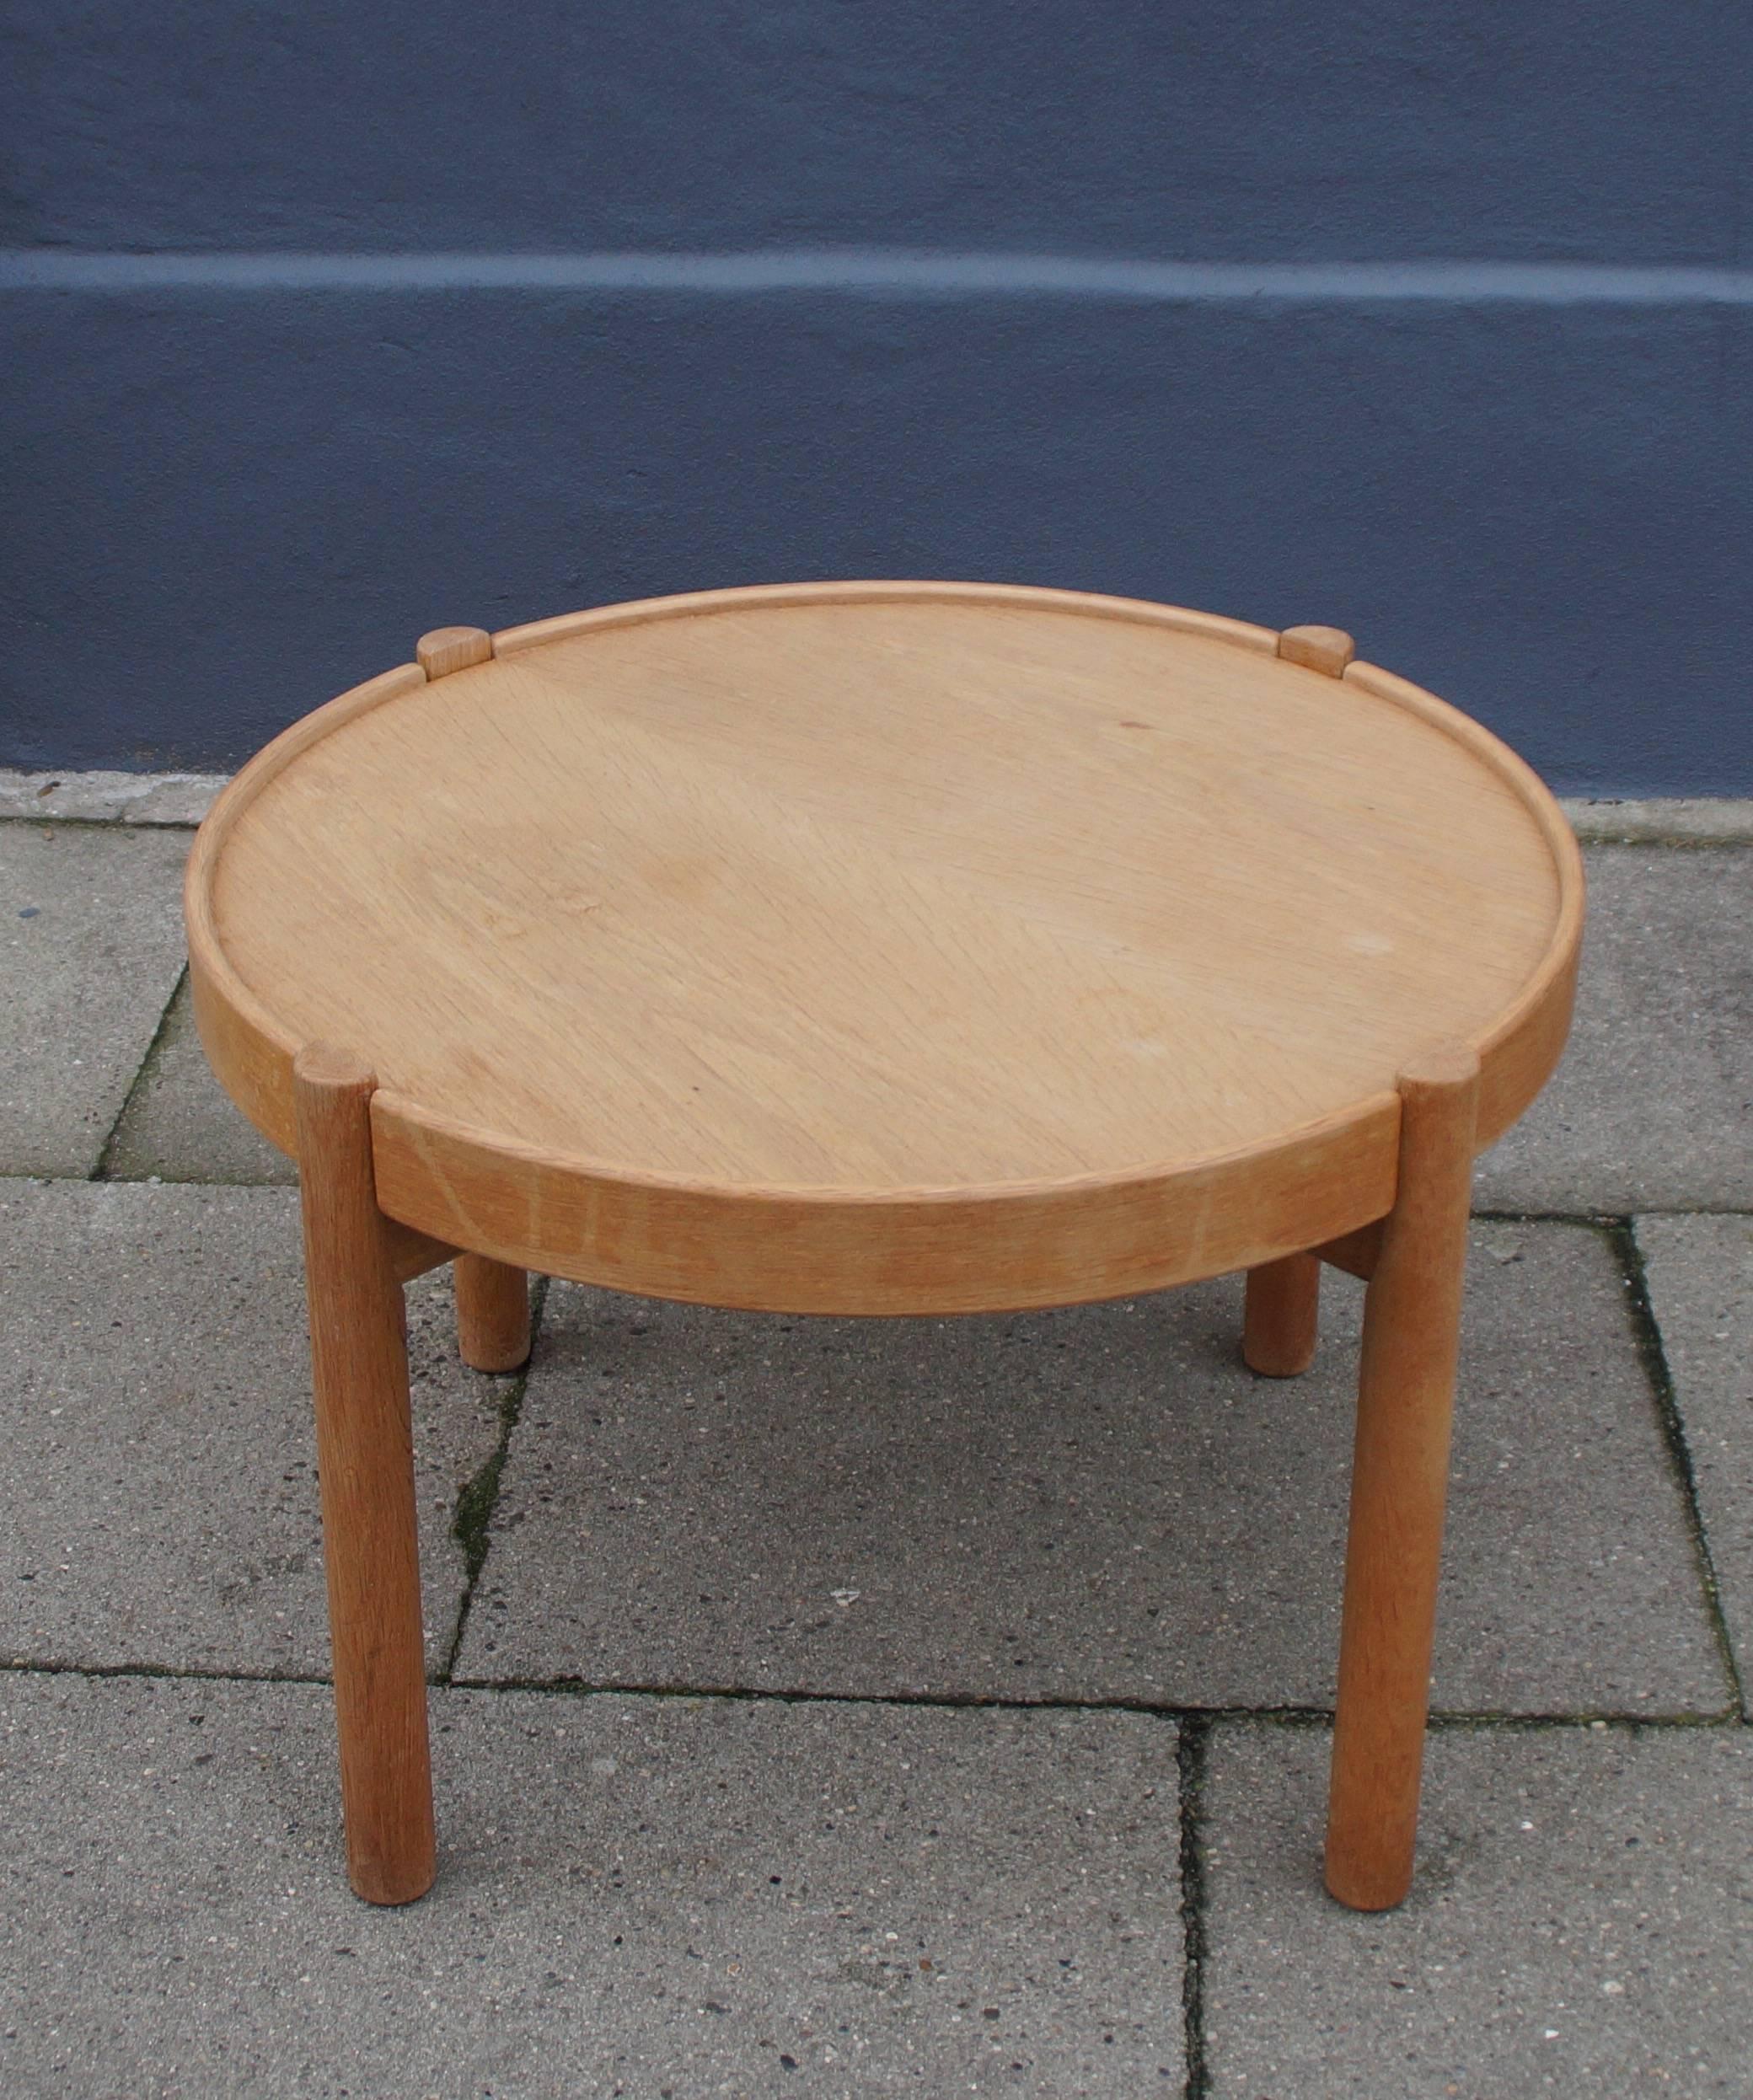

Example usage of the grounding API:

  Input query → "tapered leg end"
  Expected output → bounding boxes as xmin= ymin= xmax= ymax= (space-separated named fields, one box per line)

xmin=1243 ymin=1253 xmax=1321 ymax=1376
xmin=348 ymin=1846 xmax=437 ymax=1907
xmin=1323 ymin=1798 xmax=1417 ymax=1911
xmin=455 ymin=1254 xmax=531 ymax=1372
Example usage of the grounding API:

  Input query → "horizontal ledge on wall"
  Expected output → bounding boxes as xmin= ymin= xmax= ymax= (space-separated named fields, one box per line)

xmin=5 ymin=249 xmax=1753 ymax=305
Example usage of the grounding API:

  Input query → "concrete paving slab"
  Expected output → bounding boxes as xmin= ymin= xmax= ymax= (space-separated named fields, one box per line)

xmin=0 ymin=1670 xmax=1183 ymax=2098
xmin=461 ymin=1223 xmax=1725 ymax=1717
xmin=104 ymin=972 xmax=295 ymax=1186
xmin=0 ymin=823 xmax=191 ymax=1176
xmin=1201 ymin=1717 xmax=1753 ymax=2098
xmin=0 ymin=1181 xmax=509 ymax=1678
xmin=1475 ymin=845 xmax=1753 ymax=1213
xmin=1636 ymin=1213 xmax=1753 ymax=1708
xmin=0 ymin=769 xmax=225 ymax=825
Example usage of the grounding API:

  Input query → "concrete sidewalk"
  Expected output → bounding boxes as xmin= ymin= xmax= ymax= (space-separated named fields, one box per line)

xmin=1 ymin=784 xmax=1750 ymax=2098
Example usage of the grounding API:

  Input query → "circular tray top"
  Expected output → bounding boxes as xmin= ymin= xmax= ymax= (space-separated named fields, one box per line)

xmin=188 ymin=582 xmax=1581 ymax=1312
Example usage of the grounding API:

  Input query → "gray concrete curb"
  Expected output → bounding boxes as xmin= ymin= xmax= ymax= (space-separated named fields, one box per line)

xmin=1558 ymin=797 xmax=1753 ymax=844
xmin=0 ymin=769 xmax=228 ymax=825
xmin=5 ymin=769 xmax=1751 ymax=843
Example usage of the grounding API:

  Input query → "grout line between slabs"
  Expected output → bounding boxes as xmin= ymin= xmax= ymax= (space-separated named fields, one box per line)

xmin=385 ymin=1676 xmax=1753 ymax=1732
xmin=8 ymin=1160 xmax=1750 ymax=1227
xmin=90 ymin=962 xmax=188 ymax=1181
xmin=1613 ymin=1219 xmax=1750 ymax=1719
xmin=1176 ymin=1717 xmax=1211 ymax=2100
xmin=0 ymin=1656 xmax=334 ymax=1690
xmin=1 ymin=1653 xmax=1745 ymax=1732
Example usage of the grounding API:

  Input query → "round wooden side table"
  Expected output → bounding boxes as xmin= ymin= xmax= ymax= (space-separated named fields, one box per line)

xmin=185 ymin=582 xmax=1583 ymax=1912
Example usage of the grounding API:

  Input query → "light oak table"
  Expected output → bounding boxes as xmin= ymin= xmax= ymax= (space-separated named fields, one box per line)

xmin=186 ymin=582 xmax=1583 ymax=1912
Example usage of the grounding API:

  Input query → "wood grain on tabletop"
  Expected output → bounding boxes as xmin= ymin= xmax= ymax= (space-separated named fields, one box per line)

xmin=185 ymin=583 xmax=1579 ymax=1308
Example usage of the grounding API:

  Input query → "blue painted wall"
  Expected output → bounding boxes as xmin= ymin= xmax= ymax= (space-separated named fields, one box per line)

xmin=2 ymin=3 xmax=1748 ymax=790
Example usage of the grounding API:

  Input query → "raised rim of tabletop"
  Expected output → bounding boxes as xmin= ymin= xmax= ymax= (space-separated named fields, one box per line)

xmin=184 ymin=581 xmax=1584 ymax=1314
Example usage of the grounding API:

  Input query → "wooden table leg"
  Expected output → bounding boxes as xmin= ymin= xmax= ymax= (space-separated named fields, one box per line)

xmin=454 ymin=1254 xmax=532 ymax=1371
xmin=293 ymin=1042 xmax=437 ymax=1906
xmin=1243 ymin=1252 xmax=1321 ymax=1375
xmin=1324 ymin=1042 xmax=1479 ymax=1911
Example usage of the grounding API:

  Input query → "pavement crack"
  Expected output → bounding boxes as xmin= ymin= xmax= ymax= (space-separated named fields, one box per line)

xmin=92 ymin=961 xmax=187 ymax=1180
xmin=442 ymin=1275 xmax=549 ymax=1683
xmin=0 ymin=1656 xmax=332 ymax=1689
xmin=1613 ymin=1219 xmax=1749 ymax=1718
xmin=1177 ymin=1715 xmax=1211 ymax=2100
xmin=2 ymin=1655 xmax=1748 ymax=1733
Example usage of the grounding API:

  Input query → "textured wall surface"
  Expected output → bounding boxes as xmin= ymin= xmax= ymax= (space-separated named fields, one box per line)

xmin=2 ymin=2 xmax=1748 ymax=788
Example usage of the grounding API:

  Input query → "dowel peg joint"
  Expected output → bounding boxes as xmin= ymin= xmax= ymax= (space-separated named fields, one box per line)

xmin=415 ymin=627 xmax=493 ymax=679
xmin=1278 ymin=625 xmax=1356 ymax=677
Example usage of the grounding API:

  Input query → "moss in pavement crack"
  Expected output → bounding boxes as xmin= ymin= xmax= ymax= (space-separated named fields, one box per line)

xmin=1611 ymin=1219 xmax=1749 ymax=1717
xmin=92 ymin=962 xmax=188 ymax=1180
xmin=1177 ymin=1715 xmax=1211 ymax=2100
xmin=444 ymin=1276 xmax=547 ymax=1679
